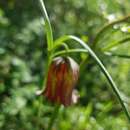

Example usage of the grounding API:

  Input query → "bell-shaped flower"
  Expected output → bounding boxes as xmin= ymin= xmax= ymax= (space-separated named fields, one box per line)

xmin=44 ymin=57 xmax=79 ymax=106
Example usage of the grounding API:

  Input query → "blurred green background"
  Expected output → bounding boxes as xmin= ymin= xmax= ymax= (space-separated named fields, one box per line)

xmin=0 ymin=0 xmax=130 ymax=130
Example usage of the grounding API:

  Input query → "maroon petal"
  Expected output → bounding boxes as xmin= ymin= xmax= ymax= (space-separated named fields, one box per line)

xmin=44 ymin=57 xmax=79 ymax=106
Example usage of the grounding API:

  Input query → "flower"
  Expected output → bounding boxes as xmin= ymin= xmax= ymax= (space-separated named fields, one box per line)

xmin=44 ymin=56 xmax=79 ymax=106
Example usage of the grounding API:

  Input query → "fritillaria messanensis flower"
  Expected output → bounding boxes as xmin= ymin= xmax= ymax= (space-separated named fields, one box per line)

xmin=44 ymin=56 xmax=79 ymax=106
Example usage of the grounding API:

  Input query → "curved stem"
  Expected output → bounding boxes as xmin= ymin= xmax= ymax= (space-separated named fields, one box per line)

xmin=54 ymin=35 xmax=130 ymax=121
xmin=61 ymin=43 xmax=69 ymax=50
xmin=53 ymin=49 xmax=88 ymax=57
xmin=54 ymin=35 xmax=71 ymax=50
xmin=93 ymin=14 xmax=130 ymax=47
xmin=38 ymin=0 xmax=53 ymax=50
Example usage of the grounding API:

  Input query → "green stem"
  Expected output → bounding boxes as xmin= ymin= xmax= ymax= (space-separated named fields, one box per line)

xmin=54 ymin=35 xmax=71 ymax=50
xmin=54 ymin=35 xmax=130 ymax=121
xmin=36 ymin=97 xmax=44 ymax=130
xmin=93 ymin=14 xmax=130 ymax=47
xmin=38 ymin=0 xmax=54 ymax=51
xmin=47 ymin=105 xmax=60 ymax=130
xmin=53 ymin=49 xmax=88 ymax=57
xmin=38 ymin=1 xmax=55 ymax=130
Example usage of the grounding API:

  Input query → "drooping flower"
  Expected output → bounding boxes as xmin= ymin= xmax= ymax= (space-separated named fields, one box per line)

xmin=44 ymin=56 xmax=79 ymax=106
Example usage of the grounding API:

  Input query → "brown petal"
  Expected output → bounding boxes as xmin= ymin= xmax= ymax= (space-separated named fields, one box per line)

xmin=44 ymin=57 xmax=79 ymax=106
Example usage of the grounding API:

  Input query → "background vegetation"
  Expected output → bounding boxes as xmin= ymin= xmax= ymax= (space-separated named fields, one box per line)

xmin=0 ymin=0 xmax=130 ymax=129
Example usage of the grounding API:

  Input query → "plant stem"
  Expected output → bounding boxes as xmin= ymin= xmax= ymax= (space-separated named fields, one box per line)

xmin=36 ymin=97 xmax=44 ymax=130
xmin=53 ymin=49 xmax=88 ymax=57
xmin=47 ymin=105 xmax=60 ymax=130
xmin=38 ymin=1 xmax=57 ymax=130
